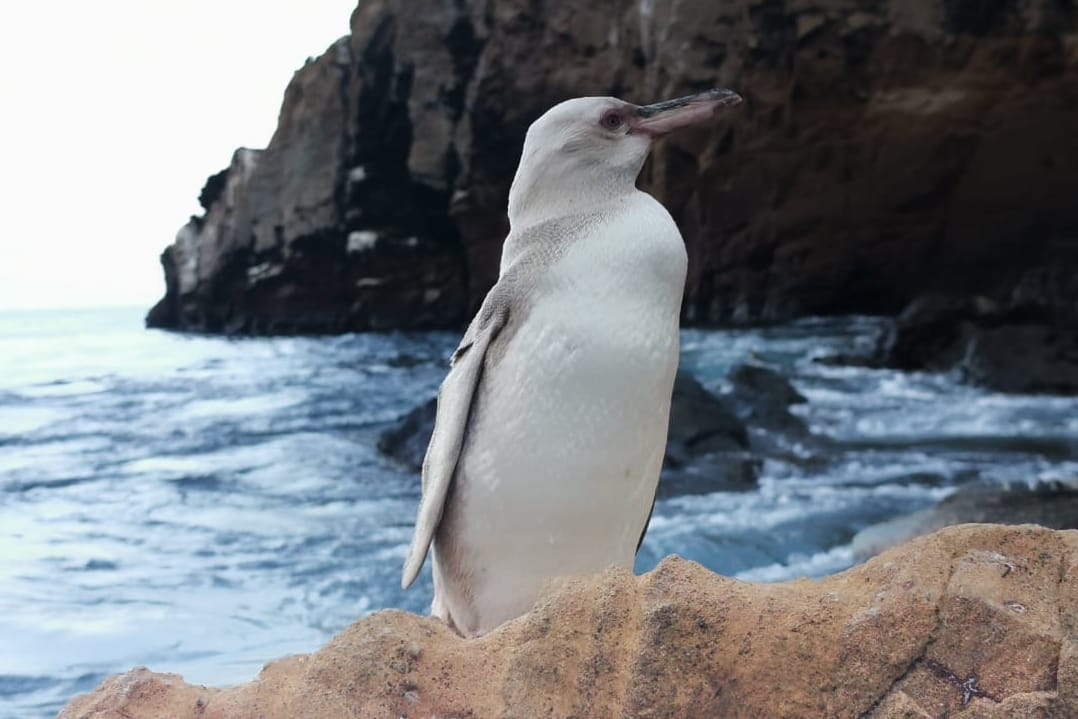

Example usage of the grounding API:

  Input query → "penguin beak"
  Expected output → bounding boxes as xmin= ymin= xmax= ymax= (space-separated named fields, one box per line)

xmin=631 ymin=89 xmax=742 ymax=137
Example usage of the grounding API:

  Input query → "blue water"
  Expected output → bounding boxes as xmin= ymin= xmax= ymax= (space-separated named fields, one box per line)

xmin=2 ymin=308 xmax=1076 ymax=718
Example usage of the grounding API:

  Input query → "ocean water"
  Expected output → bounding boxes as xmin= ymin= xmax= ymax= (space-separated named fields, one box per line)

xmin=1 ymin=307 xmax=1076 ymax=718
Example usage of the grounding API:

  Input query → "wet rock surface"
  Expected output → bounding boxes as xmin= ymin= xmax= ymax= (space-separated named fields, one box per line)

xmin=660 ymin=371 xmax=757 ymax=495
xmin=148 ymin=0 xmax=1078 ymax=335
xmin=58 ymin=524 xmax=1078 ymax=719
xmin=376 ymin=396 xmax=436 ymax=471
xmin=724 ymin=362 xmax=813 ymax=449
xmin=854 ymin=480 xmax=1078 ymax=561
xmin=870 ymin=270 xmax=1078 ymax=394
xmin=961 ymin=324 xmax=1078 ymax=394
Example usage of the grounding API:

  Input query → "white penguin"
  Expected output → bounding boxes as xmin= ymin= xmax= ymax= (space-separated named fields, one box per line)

xmin=402 ymin=89 xmax=743 ymax=637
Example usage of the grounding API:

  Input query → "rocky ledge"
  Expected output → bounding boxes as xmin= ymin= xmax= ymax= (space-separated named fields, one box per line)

xmin=147 ymin=0 xmax=1078 ymax=334
xmin=59 ymin=524 xmax=1077 ymax=718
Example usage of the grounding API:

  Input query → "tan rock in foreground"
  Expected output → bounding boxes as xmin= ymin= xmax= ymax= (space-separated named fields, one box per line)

xmin=60 ymin=524 xmax=1076 ymax=718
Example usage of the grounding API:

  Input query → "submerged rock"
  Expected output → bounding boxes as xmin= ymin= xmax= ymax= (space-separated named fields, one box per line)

xmin=148 ymin=0 xmax=1078 ymax=334
xmin=377 ymin=396 xmax=436 ymax=471
xmin=720 ymin=362 xmax=820 ymax=460
xmin=59 ymin=524 xmax=1078 ymax=718
xmin=660 ymin=371 xmax=757 ymax=495
xmin=854 ymin=480 xmax=1078 ymax=561
xmin=725 ymin=363 xmax=807 ymax=431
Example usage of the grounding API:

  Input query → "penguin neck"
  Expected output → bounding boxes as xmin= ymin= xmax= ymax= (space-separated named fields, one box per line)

xmin=507 ymin=163 xmax=638 ymax=231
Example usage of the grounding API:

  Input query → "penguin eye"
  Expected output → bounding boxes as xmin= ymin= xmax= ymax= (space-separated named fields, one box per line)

xmin=599 ymin=110 xmax=624 ymax=131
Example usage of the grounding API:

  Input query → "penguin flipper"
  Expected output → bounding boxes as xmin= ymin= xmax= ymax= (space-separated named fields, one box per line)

xmin=401 ymin=290 xmax=509 ymax=589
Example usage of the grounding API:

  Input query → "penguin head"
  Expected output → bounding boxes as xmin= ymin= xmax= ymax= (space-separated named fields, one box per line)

xmin=508 ymin=90 xmax=742 ymax=227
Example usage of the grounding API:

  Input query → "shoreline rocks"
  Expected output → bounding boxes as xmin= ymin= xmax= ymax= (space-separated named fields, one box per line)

xmin=854 ymin=480 xmax=1078 ymax=561
xmin=58 ymin=524 xmax=1078 ymax=718
xmin=871 ymin=274 xmax=1078 ymax=394
xmin=148 ymin=0 xmax=1078 ymax=335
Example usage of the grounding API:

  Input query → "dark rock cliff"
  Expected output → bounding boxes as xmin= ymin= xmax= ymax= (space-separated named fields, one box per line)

xmin=148 ymin=0 xmax=1078 ymax=334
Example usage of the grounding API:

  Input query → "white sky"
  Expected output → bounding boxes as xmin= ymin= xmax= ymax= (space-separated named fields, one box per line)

xmin=0 ymin=1 xmax=358 ymax=310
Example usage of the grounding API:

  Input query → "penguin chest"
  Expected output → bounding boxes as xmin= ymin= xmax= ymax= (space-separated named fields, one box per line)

xmin=497 ymin=292 xmax=679 ymax=472
xmin=455 ymin=296 xmax=678 ymax=573
xmin=454 ymin=203 xmax=687 ymax=559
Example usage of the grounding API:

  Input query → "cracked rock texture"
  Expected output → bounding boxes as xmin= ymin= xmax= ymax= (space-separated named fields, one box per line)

xmin=147 ymin=0 xmax=1078 ymax=334
xmin=59 ymin=524 xmax=1077 ymax=718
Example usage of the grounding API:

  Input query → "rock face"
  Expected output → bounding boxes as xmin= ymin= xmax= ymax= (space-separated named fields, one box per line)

xmin=59 ymin=524 xmax=1078 ymax=718
xmin=147 ymin=38 xmax=469 ymax=333
xmin=148 ymin=0 xmax=1078 ymax=334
